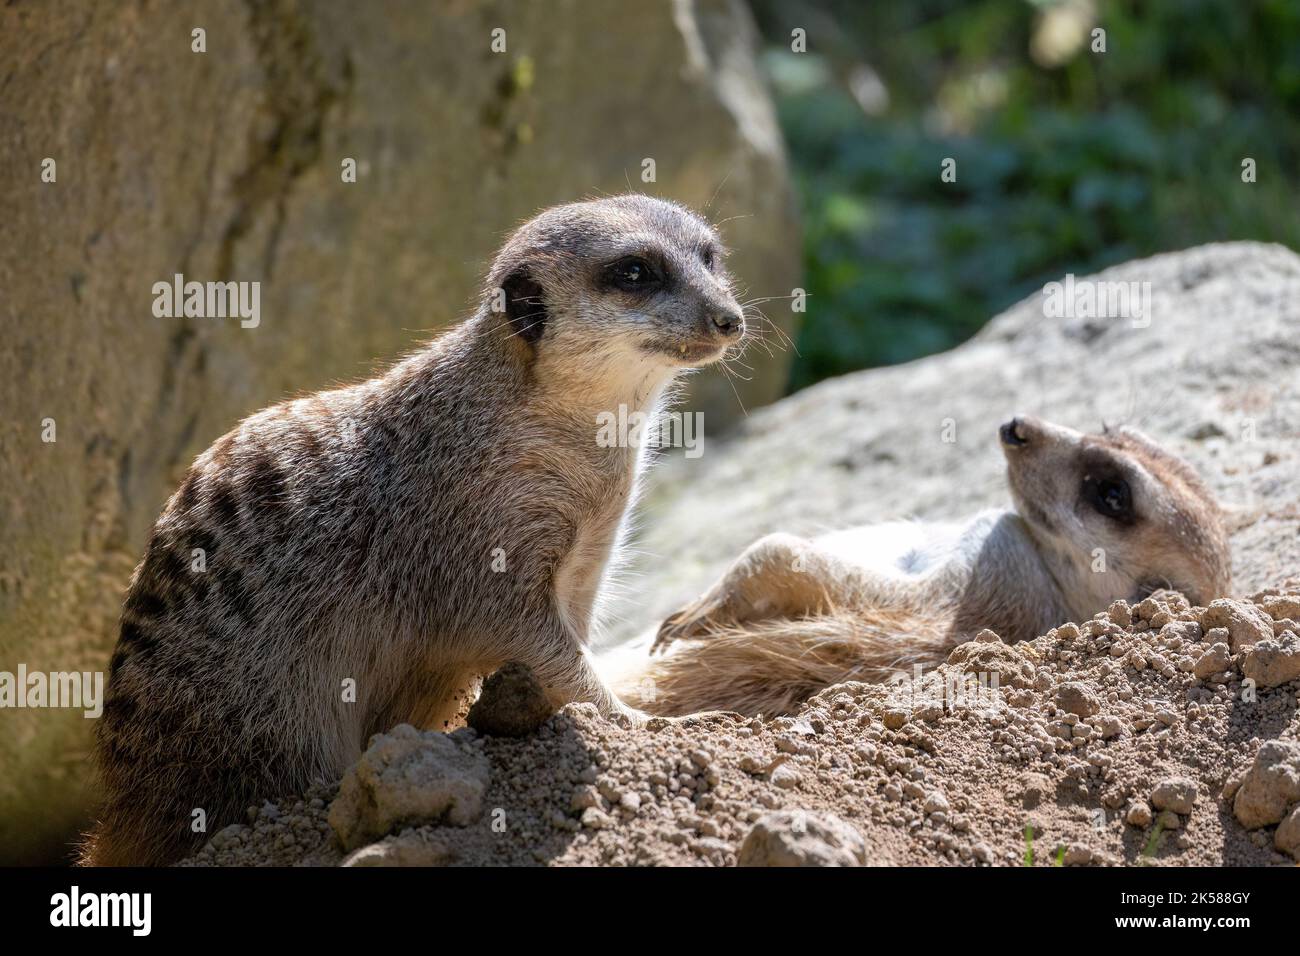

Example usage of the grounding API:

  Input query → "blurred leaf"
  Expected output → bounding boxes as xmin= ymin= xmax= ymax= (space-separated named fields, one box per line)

xmin=751 ymin=0 xmax=1300 ymax=393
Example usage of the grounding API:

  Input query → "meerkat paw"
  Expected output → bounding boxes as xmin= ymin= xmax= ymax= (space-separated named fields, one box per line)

xmin=650 ymin=600 xmax=727 ymax=655
xmin=607 ymin=701 xmax=651 ymax=729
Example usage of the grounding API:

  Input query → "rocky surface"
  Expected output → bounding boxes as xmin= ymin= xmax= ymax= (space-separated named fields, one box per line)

xmin=0 ymin=0 xmax=799 ymax=863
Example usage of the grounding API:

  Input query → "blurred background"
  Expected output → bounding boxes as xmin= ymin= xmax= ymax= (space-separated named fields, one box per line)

xmin=753 ymin=0 xmax=1300 ymax=391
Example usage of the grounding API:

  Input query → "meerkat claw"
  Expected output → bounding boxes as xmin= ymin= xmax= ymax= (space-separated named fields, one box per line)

xmin=651 ymin=609 xmax=700 ymax=655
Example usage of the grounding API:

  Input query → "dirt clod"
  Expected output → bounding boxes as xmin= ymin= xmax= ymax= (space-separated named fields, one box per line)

xmin=1240 ymin=632 xmax=1300 ymax=689
xmin=737 ymin=810 xmax=869 ymax=867
xmin=1201 ymin=599 xmax=1274 ymax=652
xmin=1054 ymin=681 xmax=1102 ymax=718
xmin=1126 ymin=801 xmax=1153 ymax=828
xmin=328 ymin=724 xmax=491 ymax=851
xmin=467 ymin=663 xmax=556 ymax=737
xmin=1233 ymin=740 xmax=1300 ymax=829
xmin=1275 ymin=805 xmax=1300 ymax=861
xmin=1150 ymin=777 xmax=1198 ymax=815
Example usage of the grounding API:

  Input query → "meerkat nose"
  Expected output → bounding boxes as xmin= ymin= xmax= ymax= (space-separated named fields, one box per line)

xmin=709 ymin=308 xmax=744 ymax=337
xmin=1000 ymin=417 xmax=1030 ymax=448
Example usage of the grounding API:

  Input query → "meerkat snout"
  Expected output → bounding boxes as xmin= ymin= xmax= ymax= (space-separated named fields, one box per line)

xmin=707 ymin=304 xmax=744 ymax=337
xmin=999 ymin=416 xmax=1031 ymax=447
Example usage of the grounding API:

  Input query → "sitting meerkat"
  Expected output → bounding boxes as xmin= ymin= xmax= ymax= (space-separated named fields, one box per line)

xmin=620 ymin=416 xmax=1230 ymax=717
xmin=85 ymin=194 xmax=745 ymax=866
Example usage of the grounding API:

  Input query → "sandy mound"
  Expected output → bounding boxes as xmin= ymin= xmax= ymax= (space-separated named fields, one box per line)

xmin=183 ymin=587 xmax=1300 ymax=867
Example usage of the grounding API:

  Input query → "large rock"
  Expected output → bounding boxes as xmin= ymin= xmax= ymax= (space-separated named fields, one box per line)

xmin=601 ymin=242 xmax=1300 ymax=650
xmin=1233 ymin=740 xmax=1300 ymax=830
xmin=737 ymin=809 xmax=871 ymax=866
xmin=1240 ymin=631 xmax=1300 ymax=689
xmin=0 ymin=0 xmax=799 ymax=863
xmin=328 ymin=724 xmax=491 ymax=852
xmin=467 ymin=662 xmax=555 ymax=738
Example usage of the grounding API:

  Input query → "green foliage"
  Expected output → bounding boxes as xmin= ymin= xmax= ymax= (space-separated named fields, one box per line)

xmin=1141 ymin=815 xmax=1166 ymax=863
xmin=754 ymin=0 xmax=1300 ymax=392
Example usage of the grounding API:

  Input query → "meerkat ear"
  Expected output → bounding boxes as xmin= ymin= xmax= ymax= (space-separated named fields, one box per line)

xmin=502 ymin=269 xmax=548 ymax=345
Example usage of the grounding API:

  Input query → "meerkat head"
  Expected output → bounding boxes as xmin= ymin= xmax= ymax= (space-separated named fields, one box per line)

xmin=483 ymin=194 xmax=744 ymax=375
xmin=999 ymin=415 xmax=1231 ymax=615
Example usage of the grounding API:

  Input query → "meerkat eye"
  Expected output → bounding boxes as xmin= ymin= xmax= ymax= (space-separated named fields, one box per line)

xmin=1083 ymin=474 xmax=1134 ymax=523
xmin=606 ymin=257 xmax=661 ymax=292
xmin=701 ymin=246 xmax=715 ymax=269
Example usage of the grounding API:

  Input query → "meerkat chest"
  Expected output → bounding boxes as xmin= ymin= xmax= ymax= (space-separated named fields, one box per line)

xmin=539 ymin=386 xmax=665 ymax=639
xmin=816 ymin=514 xmax=995 ymax=581
xmin=552 ymin=491 xmax=632 ymax=640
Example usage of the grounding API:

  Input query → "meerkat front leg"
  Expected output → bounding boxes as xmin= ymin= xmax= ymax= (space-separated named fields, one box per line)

xmin=509 ymin=616 xmax=647 ymax=725
xmin=651 ymin=532 xmax=863 ymax=654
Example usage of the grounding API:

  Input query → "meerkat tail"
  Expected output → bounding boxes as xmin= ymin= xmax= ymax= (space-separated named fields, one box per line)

xmin=78 ymin=816 xmax=175 ymax=867
xmin=79 ymin=770 xmax=265 ymax=866
xmin=76 ymin=820 xmax=158 ymax=868
xmin=618 ymin=607 xmax=954 ymax=718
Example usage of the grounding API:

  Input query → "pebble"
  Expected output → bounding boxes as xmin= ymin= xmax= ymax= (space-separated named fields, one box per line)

xmin=1155 ymin=810 xmax=1182 ymax=831
xmin=770 ymin=764 xmax=801 ymax=790
xmin=1151 ymin=777 xmax=1198 ymax=815
xmin=1201 ymin=599 xmax=1274 ymax=651
xmin=1063 ymin=844 xmax=1092 ymax=866
xmin=923 ymin=792 xmax=950 ymax=814
xmin=1275 ymin=805 xmax=1300 ymax=861
xmin=1193 ymin=642 xmax=1232 ymax=679
xmin=581 ymin=807 xmax=612 ymax=830
xmin=1126 ymin=801 xmax=1153 ymax=827
xmin=689 ymin=749 xmax=713 ymax=768
xmin=883 ymin=708 xmax=909 ymax=730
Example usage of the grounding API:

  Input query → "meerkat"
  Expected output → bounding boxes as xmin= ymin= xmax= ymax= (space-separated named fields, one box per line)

xmin=617 ymin=416 xmax=1230 ymax=717
xmin=84 ymin=194 xmax=745 ymax=866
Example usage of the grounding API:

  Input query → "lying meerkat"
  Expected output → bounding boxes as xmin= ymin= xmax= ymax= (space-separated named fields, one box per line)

xmin=619 ymin=416 xmax=1230 ymax=717
xmin=85 ymin=194 xmax=745 ymax=866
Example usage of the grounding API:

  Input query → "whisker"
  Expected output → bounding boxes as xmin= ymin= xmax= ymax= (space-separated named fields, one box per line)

xmin=712 ymin=213 xmax=755 ymax=228
xmin=705 ymin=170 xmax=734 ymax=212
xmin=718 ymin=360 xmax=750 ymax=417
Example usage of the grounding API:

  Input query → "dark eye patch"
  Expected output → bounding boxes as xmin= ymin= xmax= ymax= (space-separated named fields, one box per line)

xmin=603 ymin=255 xmax=664 ymax=293
xmin=1080 ymin=465 xmax=1136 ymax=525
